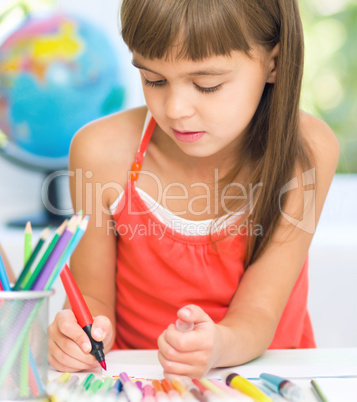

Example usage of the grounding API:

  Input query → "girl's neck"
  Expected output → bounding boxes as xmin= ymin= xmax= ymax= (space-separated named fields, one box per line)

xmin=152 ymin=125 xmax=244 ymax=182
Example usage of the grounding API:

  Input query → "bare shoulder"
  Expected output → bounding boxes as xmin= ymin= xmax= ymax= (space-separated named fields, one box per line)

xmin=300 ymin=111 xmax=340 ymax=174
xmin=69 ymin=106 xmax=147 ymax=206
xmin=69 ymin=106 xmax=147 ymax=175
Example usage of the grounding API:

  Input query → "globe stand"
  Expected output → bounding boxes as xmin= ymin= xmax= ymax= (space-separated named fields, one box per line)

xmin=7 ymin=171 xmax=70 ymax=228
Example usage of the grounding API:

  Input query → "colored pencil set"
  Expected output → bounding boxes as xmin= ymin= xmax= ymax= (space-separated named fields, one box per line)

xmin=48 ymin=370 xmax=308 ymax=402
xmin=0 ymin=212 xmax=89 ymax=400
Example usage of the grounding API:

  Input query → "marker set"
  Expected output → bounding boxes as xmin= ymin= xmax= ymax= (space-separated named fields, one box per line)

xmin=48 ymin=372 xmax=308 ymax=402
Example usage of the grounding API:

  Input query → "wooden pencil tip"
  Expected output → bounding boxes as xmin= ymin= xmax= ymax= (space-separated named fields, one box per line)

xmin=41 ymin=227 xmax=51 ymax=240
xmin=67 ymin=215 xmax=80 ymax=232
xmin=25 ymin=221 xmax=32 ymax=233
xmin=56 ymin=219 xmax=68 ymax=235
xmin=79 ymin=215 xmax=90 ymax=230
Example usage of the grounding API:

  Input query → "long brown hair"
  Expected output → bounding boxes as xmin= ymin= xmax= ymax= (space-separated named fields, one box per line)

xmin=120 ymin=0 xmax=312 ymax=268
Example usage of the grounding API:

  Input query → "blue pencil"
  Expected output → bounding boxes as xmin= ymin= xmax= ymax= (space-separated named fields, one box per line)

xmin=0 ymin=252 xmax=11 ymax=291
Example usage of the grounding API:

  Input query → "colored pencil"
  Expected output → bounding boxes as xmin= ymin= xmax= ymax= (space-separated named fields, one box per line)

xmin=0 ymin=214 xmax=89 ymax=390
xmin=23 ymin=220 xmax=67 ymax=290
xmin=13 ymin=227 xmax=51 ymax=290
xmin=23 ymin=221 xmax=32 ymax=286
xmin=29 ymin=350 xmax=45 ymax=394
xmin=24 ymin=221 xmax=32 ymax=263
xmin=31 ymin=216 xmax=78 ymax=291
xmin=311 ymin=379 xmax=328 ymax=402
xmin=0 ymin=252 xmax=11 ymax=291
xmin=46 ymin=215 xmax=89 ymax=289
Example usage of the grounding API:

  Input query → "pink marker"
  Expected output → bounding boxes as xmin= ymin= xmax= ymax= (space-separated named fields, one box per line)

xmin=142 ymin=384 xmax=156 ymax=402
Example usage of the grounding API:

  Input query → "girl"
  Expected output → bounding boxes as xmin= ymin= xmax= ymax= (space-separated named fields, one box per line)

xmin=49 ymin=0 xmax=339 ymax=378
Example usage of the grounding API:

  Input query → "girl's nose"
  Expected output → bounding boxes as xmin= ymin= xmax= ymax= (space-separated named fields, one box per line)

xmin=164 ymin=87 xmax=195 ymax=120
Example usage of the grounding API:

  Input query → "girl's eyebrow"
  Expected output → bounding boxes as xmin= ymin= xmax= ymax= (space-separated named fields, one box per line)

xmin=131 ymin=59 xmax=232 ymax=77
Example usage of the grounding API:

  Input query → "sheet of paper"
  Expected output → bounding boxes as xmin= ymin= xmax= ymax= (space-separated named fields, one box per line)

xmin=104 ymin=348 xmax=357 ymax=380
xmin=105 ymin=364 xmax=165 ymax=380
xmin=310 ymin=377 xmax=357 ymax=402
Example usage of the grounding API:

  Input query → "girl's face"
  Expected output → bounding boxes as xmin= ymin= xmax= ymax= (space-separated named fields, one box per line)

xmin=132 ymin=47 xmax=277 ymax=160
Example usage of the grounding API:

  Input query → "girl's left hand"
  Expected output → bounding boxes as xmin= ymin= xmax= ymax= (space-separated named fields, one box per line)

xmin=157 ymin=305 xmax=220 ymax=379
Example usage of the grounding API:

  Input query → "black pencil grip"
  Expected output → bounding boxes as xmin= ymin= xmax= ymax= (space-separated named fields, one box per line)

xmin=82 ymin=323 xmax=105 ymax=363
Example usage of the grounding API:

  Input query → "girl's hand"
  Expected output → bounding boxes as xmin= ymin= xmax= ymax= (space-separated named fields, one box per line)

xmin=157 ymin=305 xmax=221 ymax=379
xmin=48 ymin=309 xmax=112 ymax=372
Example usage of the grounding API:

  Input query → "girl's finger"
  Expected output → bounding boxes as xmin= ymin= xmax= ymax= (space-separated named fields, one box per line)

xmin=55 ymin=310 xmax=93 ymax=353
xmin=158 ymin=350 xmax=208 ymax=379
xmin=49 ymin=338 xmax=99 ymax=372
xmin=163 ymin=324 xmax=210 ymax=353
xmin=91 ymin=315 xmax=112 ymax=344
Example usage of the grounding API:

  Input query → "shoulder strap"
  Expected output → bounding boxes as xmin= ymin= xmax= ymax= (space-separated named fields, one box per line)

xmin=113 ymin=111 xmax=156 ymax=219
xmin=135 ymin=111 xmax=156 ymax=164
xmin=130 ymin=110 xmax=156 ymax=181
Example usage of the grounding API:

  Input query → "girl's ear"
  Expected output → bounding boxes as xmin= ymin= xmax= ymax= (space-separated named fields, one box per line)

xmin=266 ymin=43 xmax=280 ymax=84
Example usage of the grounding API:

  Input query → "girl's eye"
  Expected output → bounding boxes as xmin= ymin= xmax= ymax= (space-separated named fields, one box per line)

xmin=143 ymin=77 xmax=222 ymax=94
xmin=144 ymin=78 xmax=166 ymax=87
xmin=194 ymin=83 xmax=222 ymax=94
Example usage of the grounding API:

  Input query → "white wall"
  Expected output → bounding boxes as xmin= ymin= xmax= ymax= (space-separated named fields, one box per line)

xmin=307 ymin=175 xmax=357 ymax=347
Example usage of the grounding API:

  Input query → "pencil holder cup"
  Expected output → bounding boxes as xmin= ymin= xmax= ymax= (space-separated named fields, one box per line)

xmin=0 ymin=290 xmax=53 ymax=401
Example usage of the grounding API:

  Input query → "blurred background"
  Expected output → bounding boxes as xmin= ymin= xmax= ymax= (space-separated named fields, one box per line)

xmin=0 ymin=0 xmax=356 ymax=347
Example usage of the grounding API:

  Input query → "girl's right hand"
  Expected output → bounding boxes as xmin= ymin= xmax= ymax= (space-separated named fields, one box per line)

xmin=48 ymin=309 xmax=112 ymax=372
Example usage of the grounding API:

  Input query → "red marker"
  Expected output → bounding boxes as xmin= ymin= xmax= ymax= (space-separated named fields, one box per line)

xmin=60 ymin=264 xmax=106 ymax=370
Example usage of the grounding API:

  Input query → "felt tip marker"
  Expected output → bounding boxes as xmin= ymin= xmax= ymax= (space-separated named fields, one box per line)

xmin=224 ymin=372 xmax=272 ymax=402
xmin=60 ymin=264 xmax=106 ymax=370
xmin=260 ymin=373 xmax=305 ymax=401
xmin=119 ymin=372 xmax=143 ymax=402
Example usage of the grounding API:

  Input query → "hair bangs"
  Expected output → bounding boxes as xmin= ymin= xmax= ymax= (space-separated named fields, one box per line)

xmin=120 ymin=0 xmax=252 ymax=61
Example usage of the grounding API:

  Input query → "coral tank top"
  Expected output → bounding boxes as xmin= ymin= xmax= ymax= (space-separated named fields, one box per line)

xmin=112 ymin=114 xmax=316 ymax=350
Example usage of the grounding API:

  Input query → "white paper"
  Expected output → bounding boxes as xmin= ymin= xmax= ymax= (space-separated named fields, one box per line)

xmin=311 ymin=378 xmax=357 ymax=402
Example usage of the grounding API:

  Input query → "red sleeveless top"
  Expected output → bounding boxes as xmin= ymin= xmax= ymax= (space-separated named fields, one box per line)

xmin=112 ymin=116 xmax=316 ymax=350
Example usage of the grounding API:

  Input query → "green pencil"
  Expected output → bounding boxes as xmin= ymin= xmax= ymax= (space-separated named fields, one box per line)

xmin=311 ymin=379 xmax=329 ymax=402
xmin=22 ymin=220 xmax=67 ymax=291
xmin=13 ymin=227 xmax=50 ymax=290
xmin=24 ymin=221 xmax=32 ymax=264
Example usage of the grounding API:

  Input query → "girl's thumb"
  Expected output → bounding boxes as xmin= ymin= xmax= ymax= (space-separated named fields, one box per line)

xmin=91 ymin=315 xmax=112 ymax=343
xmin=177 ymin=305 xmax=211 ymax=330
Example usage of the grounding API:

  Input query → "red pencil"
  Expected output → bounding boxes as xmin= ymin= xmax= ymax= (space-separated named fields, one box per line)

xmin=60 ymin=264 xmax=106 ymax=370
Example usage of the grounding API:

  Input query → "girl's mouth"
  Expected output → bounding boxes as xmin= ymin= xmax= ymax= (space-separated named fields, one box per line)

xmin=172 ymin=129 xmax=206 ymax=143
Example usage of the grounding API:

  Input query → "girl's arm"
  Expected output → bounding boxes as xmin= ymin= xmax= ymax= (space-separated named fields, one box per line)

xmin=48 ymin=109 xmax=141 ymax=372
xmin=158 ymin=114 xmax=340 ymax=378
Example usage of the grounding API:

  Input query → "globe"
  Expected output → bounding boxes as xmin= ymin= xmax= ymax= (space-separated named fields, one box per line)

xmin=0 ymin=11 xmax=126 ymax=165
xmin=0 ymin=11 xmax=127 ymax=225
